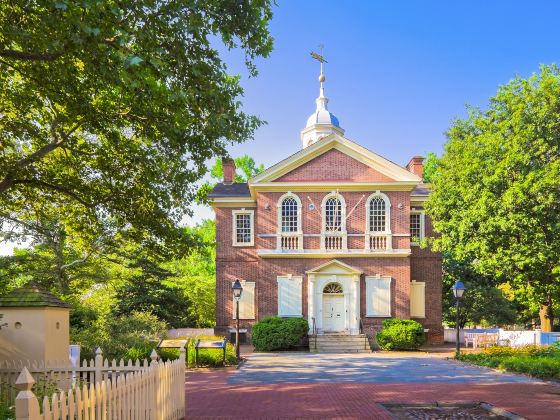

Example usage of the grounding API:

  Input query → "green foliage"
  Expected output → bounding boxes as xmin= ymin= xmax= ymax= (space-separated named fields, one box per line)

xmin=252 ymin=317 xmax=309 ymax=352
xmin=0 ymin=0 xmax=273 ymax=253
xmin=442 ymin=256 xmax=518 ymax=328
xmin=111 ymin=257 xmax=195 ymax=328
xmin=426 ymin=65 xmax=560 ymax=330
xmin=158 ymin=336 xmax=236 ymax=367
xmin=376 ymin=318 xmax=426 ymax=350
xmin=210 ymin=155 xmax=265 ymax=183
xmin=71 ymin=311 xmax=167 ymax=361
xmin=457 ymin=345 xmax=560 ymax=379
xmin=163 ymin=220 xmax=216 ymax=327
xmin=422 ymin=152 xmax=439 ymax=183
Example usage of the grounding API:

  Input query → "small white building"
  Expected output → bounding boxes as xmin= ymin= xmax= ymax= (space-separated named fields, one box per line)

xmin=0 ymin=284 xmax=70 ymax=363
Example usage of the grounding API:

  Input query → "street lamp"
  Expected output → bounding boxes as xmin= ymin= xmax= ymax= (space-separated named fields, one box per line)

xmin=452 ymin=280 xmax=466 ymax=355
xmin=232 ymin=279 xmax=243 ymax=360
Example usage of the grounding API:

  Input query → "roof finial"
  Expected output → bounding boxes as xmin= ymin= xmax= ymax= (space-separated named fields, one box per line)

xmin=310 ymin=46 xmax=328 ymax=108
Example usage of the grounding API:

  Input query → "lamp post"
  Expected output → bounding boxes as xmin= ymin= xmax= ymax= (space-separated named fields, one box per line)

xmin=232 ymin=279 xmax=243 ymax=360
xmin=452 ymin=280 xmax=466 ymax=355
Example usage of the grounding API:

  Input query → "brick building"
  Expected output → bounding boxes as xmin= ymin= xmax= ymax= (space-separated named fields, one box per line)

xmin=210 ymin=69 xmax=443 ymax=346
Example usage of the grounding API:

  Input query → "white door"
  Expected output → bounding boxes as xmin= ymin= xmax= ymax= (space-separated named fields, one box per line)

xmin=322 ymin=295 xmax=345 ymax=332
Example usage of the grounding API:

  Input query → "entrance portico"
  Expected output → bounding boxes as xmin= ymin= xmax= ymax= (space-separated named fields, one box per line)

xmin=307 ymin=260 xmax=362 ymax=335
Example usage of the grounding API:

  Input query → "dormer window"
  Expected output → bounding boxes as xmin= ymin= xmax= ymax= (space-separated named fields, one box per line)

xmin=277 ymin=193 xmax=303 ymax=250
xmin=321 ymin=193 xmax=347 ymax=250
xmin=365 ymin=192 xmax=392 ymax=250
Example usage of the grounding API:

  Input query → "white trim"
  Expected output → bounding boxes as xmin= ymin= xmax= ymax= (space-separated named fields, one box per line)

xmin=258 ymin=249 xmax=411 ymax=258
xmin=276 ymin=192 xmax=303 ymax=250
xmin=232 ymin=280 xmax=256 ymax=320
xmin=210 ymin=198 xmax=256 ymax=208
xmin=250 ymin=134 xmax=421 ymax=184
xmin=410 ymin=209 xmax=425 ymax=246
xmin=250 ymin=182 xmax=418 ymax=193
xmin=410 ymin=280 xmax=426 ymax=318
xmin=364 ymin=191 xmax=392 ymax=251
xmin=321 ymin=192 xmax=347 ymax=251
xmin=306 ymin=259 xmax=363 ymax=274
xmin=232 ymin=209 xmax=254 ymax=247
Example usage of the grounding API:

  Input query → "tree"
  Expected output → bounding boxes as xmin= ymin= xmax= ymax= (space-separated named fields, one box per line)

xmin=210 ymin=155 xmax=265 ymax=183
xmin=0 ymin=1 xmax=274 ymax=252
xmin=426 ymin=65 xmax=560 ymax=331
xmin=422 ymin=152 xmax=439 ymax=183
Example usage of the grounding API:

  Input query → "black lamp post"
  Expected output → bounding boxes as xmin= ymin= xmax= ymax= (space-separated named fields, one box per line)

xmin=232 ymin=279 xmax=243 ymax=360
xmin=452 ymin=280 xmax=466 ymax=354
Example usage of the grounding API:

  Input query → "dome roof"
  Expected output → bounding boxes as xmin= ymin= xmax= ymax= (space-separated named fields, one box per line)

xmin=306 ymin=106 xmax=340 ymax=128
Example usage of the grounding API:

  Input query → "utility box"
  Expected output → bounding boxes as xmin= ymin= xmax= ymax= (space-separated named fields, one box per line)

xmin=0 ymin=284 xmax=70 ymax=364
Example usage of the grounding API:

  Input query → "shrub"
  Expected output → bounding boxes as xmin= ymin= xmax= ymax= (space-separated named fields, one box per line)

xmin=71 ymin=310 xmax=168 ymax=361
xmin=376 ymin=318 xmax=426 ymax=350
xmin=457 ymin=345 xmax=560 ymax=379
xmin=157 ymin=336 xmax=236 ymax=367
xmin=252 ymin=317 xmax=309 ymax=352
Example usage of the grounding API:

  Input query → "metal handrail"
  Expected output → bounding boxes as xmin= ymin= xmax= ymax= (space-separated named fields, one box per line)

xmin=311 ymin=317 xmax=317 ymax=351
xmin=359 ymin=317 xmax=364 ymax=335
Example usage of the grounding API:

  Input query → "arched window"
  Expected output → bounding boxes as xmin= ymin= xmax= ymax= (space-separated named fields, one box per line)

xmin=325 ymin=197 xmax=342 ymax=232
xmin=369 ymin=197 xmax=386 ymax=232
xmin=323 ymin=282 xmax=343 ymax=294
xmin=281 ymin=197 xmax=299 ymax=232
xmin=365 ymin=192 xmax=391 ymax=233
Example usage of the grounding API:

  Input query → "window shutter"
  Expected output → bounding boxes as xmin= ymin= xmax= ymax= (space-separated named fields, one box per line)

xmin=410 ymin=281 xmax=426 ymax=318
xmin=366 ymin=277 xmax=392 ymax=317
xmin=277 ymin=276 xmax=302 ymax=317
xmin=233 ymin=281 xmax=255 ymax=319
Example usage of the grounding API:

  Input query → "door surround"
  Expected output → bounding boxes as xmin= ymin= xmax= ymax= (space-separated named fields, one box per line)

xmin=306 ymin=260 xmax=362 ymax=335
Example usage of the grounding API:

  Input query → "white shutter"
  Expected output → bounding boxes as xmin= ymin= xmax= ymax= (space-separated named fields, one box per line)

xmin=233 ymin=281 xmax=255 ymax=319
xmin=366 ymin=276 xmax=392 ymax=317
xmin=410 ymin=281 xmax=426 ymax=318
xmin=277 ymin=276 xmax=303 ymax=317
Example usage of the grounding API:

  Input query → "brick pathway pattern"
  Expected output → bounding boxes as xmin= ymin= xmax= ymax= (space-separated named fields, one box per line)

xmin=186 ymin=352 xmax=560 ymax=419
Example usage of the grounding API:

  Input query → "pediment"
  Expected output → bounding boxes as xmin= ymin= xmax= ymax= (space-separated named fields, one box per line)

xmin=306 ymin=259 xmax=363 ymax=275
xmin=250 ymin=134 xmax=421 ymax=185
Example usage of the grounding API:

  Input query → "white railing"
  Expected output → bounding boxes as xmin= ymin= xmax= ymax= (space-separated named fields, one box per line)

xmin=322 ymin=233 xmax=346 ymax=250
xmin=443 ymin=328 xmax=560 ymax=347
xmin=11 ymin=348 xmax=185 ymax=420
xmin=277 ymin=232 xmax=303 ymax=250
xmin=365 ymin=233 xmax=392 ymax=250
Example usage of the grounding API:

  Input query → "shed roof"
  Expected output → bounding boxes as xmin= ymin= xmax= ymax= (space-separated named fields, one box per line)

xmin=0 ymin=284 xmax=71 ymax=308
xmin=208 ymin=183 xmax=250 ymax=197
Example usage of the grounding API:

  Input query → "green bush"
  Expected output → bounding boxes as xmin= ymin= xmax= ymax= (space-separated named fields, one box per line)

xmin=252 ymin=317 xmax=309 ymax=352
xmin=457 ymin=345 xmax=560 ymax=379
xmin=375 ymin=318 xmax=426 ymax=350
xmin=157 ymin=336 xmax=236 ymax=367
xmin=71 ymin=310 xmax=168 ymax=361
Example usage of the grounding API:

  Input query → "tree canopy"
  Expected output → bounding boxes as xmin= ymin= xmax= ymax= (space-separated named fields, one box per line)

xmin=426 ymin=65 xmax=560 ymax=331
xmin=0 ymin=0 xmax=274 ymax=254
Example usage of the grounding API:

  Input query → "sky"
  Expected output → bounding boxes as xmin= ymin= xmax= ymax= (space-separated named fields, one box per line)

xmin=2 ymin=1 xmax=560 ymax=254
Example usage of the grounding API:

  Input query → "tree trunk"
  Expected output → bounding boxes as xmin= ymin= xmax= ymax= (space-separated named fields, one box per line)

xmin=539 ymin=297 xmax=554 ymax=332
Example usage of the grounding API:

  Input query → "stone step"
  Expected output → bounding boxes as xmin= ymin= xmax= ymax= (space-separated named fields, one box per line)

xmin=310 ymin=348 xmax=371 ymax=353
xmin=314 ymin=337 xmax=368 ymax=342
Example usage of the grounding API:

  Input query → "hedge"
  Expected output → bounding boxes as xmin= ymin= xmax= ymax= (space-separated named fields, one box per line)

xmin=375 ymin=318 xmax=426 ymax=350
xmin=252 ymin=317 xmax=309 ymax=351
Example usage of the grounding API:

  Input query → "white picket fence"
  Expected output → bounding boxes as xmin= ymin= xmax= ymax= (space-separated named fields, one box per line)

xmin=10 ymin=348 xmax=185 ymax=419
xmin=444 ymin=328 xmax=560 ymax=346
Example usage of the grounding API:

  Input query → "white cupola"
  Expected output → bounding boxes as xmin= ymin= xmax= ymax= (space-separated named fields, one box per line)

xmin=300 ymin=64 xmax=344 ymax=148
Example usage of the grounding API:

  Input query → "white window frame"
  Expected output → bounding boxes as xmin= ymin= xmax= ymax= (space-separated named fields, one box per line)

xmin=410 ymin=280 xmax=426 ymax=318
xmin=232 ymin=209 xmax=254 ymax=247
xmin=232 ymin=280 xmax=255 ymax=320
xmin=277 ymin=275 xmax=303 ymax=317
xmin=364 ymin=191 xmax=392 ymax=234
xmin=410 ymin=208 xmax=425 ymax=246
xmin=320 ymin=192 xmax=347 ymax=250
xmin=365 ymin=275 xmax=392 ymax=317
xmin=276 ymin=192 xmax=303 ymax=250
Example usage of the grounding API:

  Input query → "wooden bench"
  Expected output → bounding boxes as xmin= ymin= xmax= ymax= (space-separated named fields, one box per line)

xmin=195 ymin=338 xmax=227 ymax=367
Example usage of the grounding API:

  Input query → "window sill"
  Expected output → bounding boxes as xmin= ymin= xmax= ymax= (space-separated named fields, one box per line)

xmin=232 ymin=243 xmax=255 ymax=247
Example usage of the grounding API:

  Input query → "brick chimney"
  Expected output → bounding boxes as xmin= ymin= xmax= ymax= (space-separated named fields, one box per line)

xmin=406 ymin=156 xmax=424 ymax=179
xmin=222 ymin=158 xmax=235 ymax=184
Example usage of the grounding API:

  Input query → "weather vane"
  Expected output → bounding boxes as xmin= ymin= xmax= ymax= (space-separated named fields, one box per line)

xmin=310 ymin=45 xmax=327 ymax=89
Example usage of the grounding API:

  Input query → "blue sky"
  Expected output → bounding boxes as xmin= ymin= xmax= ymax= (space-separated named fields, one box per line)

xmin=2 ymin=1 xmax=560 ymax=253
xmin=187 ymin=0 xmax=560 ymax=223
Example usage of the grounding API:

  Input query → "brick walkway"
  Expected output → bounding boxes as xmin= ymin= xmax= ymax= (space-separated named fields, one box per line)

xmin=185 ymin=352 xmax=560 ymax=419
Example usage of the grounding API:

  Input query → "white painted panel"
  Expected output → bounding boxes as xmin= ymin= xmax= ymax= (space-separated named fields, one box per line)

xmin=277 ymin=276 xmax=303 ymax=317
xmin=366 ymin=277 xmax=392 ymax=317
xmin=410 ymin=281 xmax=426 ymax=318
xmin=233 ymin=281 xmax=255 ymax=319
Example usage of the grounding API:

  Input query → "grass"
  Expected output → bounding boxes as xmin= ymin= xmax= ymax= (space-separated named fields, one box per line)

xmin=456 ymin=344 xmax=560 ymax=380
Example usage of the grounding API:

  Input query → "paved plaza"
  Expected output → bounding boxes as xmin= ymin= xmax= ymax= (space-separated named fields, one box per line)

xmin=186 ymin=351 xmax=560 ymax=419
